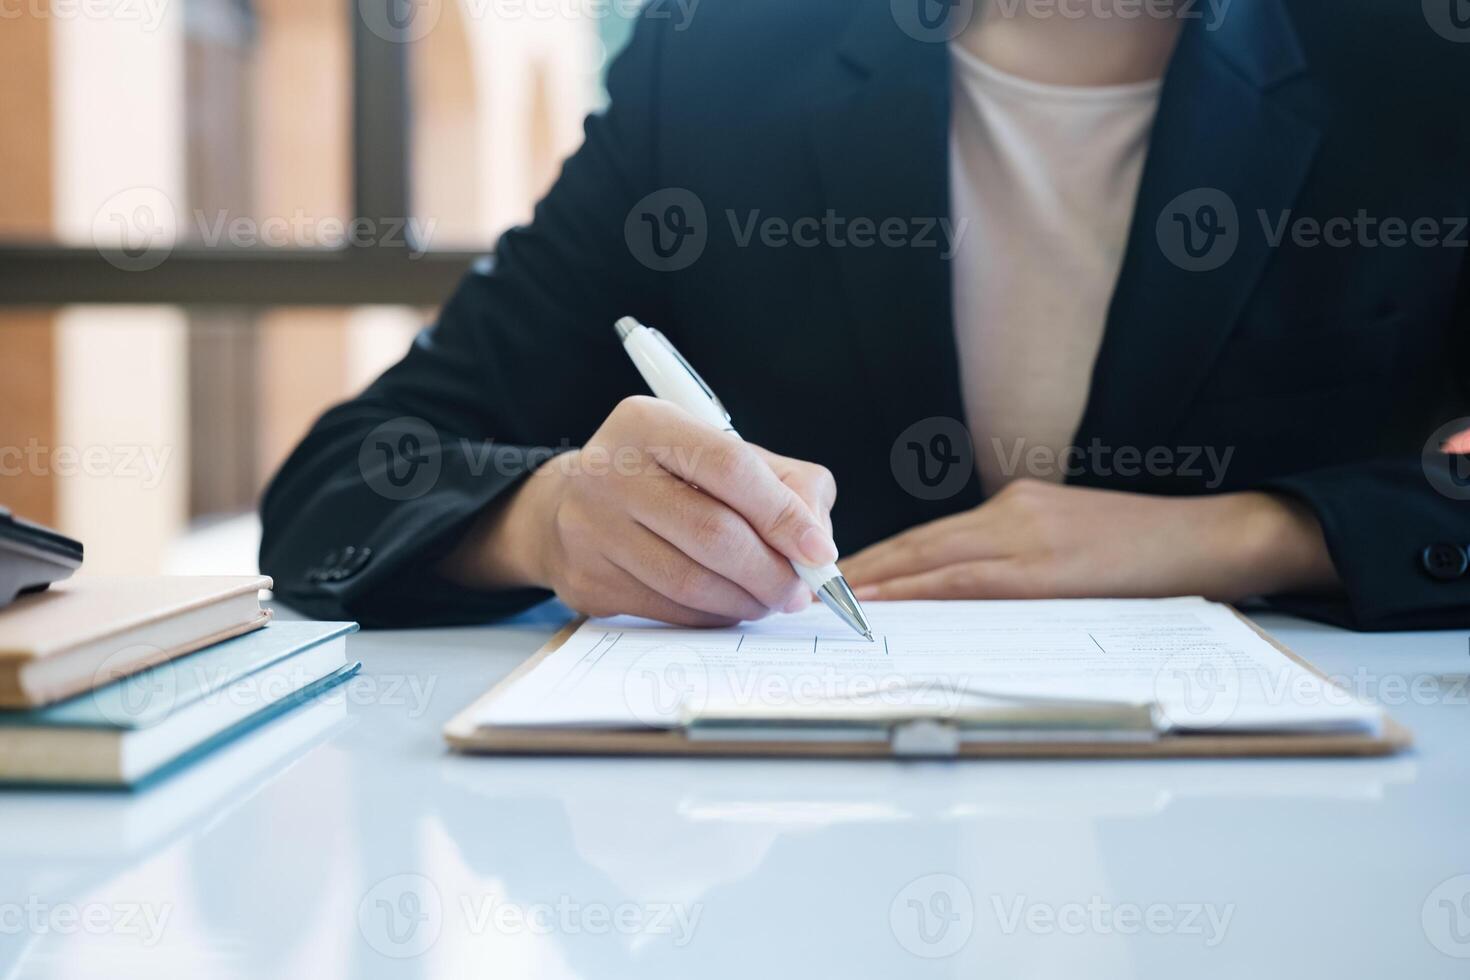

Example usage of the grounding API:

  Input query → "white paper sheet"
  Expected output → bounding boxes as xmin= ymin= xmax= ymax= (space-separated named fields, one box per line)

xmin=477 ymin=598 xmax=1381 ymax=735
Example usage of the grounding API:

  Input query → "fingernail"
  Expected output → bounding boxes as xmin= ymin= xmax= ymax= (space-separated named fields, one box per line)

xmin=798 ymin=526 xmax=839 ymax=566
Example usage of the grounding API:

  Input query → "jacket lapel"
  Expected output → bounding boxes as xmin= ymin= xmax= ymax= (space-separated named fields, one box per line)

xmin=805 ymin=2 xmax=970 ymax=459
xmin=1074 ymin=0 xmax=1327 ymax=464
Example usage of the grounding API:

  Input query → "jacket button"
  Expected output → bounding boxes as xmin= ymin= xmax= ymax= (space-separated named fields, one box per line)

xmin=1421 ymin=543 xmax=1469 ymax=582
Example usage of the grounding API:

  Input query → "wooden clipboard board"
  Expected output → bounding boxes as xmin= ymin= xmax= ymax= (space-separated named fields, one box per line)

xmin=443 ymin=610 xmax=1413 ymax=759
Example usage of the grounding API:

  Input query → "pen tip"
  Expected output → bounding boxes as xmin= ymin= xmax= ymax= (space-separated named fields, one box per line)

xmin=863 ymin=630 xmax=874 ymax=643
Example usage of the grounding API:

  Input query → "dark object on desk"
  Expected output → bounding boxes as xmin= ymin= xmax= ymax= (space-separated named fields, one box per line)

xmin=0 ymin=507 xmax=82 ymax=610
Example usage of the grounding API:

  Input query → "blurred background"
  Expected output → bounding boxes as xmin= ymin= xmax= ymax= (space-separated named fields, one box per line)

xmin=0 ymin=0 xmax=634 ymax=576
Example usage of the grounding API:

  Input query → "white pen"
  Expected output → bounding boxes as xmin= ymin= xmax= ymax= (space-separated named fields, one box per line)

xmin=615 ymin=316 xmax=874 ymax=641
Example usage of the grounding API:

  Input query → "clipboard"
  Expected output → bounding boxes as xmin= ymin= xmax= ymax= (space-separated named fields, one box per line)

xmin=443 ymin=611 xmax=1413 ymax=760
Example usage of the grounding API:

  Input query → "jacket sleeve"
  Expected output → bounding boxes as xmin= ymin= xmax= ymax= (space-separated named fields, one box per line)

xmin=258 ymin=16 xmax=670 ymax=627
xmin=1261 ymin=257 xmax=1470 ymax=631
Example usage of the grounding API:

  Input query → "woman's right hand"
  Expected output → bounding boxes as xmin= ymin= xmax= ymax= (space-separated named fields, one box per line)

xmin=440 ymin=396 xmax=839 ymax=627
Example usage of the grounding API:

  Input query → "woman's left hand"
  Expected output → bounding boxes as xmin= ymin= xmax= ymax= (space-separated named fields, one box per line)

xmin=840 ymin=479 xmax=1339 ymax=603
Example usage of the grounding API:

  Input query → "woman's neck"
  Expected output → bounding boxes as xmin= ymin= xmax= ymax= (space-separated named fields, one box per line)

xmin=958 ymin=1 xmax=1186 ymax=86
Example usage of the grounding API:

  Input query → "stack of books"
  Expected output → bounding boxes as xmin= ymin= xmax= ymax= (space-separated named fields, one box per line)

xmin=0 ymin=576 xmax=359 ymax=787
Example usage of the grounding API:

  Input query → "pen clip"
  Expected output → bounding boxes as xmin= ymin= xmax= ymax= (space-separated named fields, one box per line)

xmin=647 ymin=327 xmax=731 ymax=424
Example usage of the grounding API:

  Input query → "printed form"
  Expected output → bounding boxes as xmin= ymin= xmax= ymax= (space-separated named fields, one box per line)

xmin=477 ymin=598 xmax=1381 ymax=735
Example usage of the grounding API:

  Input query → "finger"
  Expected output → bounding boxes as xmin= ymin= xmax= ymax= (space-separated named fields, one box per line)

xmin=576 ymin=558 xmax=743 ymax=628
xmin=644 ymin=408 xmax=838 ymax=567
xmin=752 ymin=448 xmax=838 ymax=527
xmin=608 ymin=521 xmax=772 ymax=622
xmin=852 ymin=561 xmax=1033 ymax=601
xmin=841 ymin=511 xmax=1003 ymax=586
xmin=628 ymin=475 xmax=807 ymax=613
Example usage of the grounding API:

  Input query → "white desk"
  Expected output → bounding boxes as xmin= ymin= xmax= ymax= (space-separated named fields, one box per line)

xmin=3 ymin=605 xmax=1468 ymax=979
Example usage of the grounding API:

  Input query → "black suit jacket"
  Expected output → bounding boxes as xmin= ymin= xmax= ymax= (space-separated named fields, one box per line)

xmin=260 ymin=0 xmax=1470 ymax=629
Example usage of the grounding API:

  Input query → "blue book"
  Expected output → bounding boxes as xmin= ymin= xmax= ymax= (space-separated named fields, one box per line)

xmin=0 ymin=620 xmax=360 ymax=787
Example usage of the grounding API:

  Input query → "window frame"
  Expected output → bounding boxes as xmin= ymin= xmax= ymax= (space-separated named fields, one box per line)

xmin=0 ymin=0 xmax=478 ymax=308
